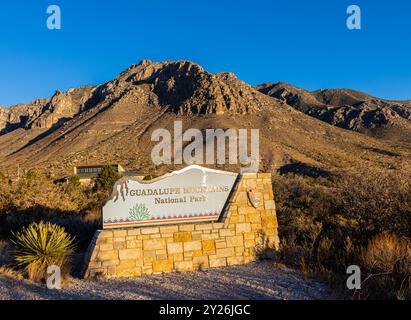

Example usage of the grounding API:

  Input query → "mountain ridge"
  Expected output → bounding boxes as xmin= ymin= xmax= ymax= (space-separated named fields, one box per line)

xmin=255 ymin=82 xmax=411 ymax=138
xmin=0 ymin=60 xmax=409 ymax=177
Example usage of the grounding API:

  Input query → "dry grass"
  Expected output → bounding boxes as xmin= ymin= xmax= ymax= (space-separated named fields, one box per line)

xmin=0 ymin=172 xmax=102 ymax=282
xmin=273 ymin=167 xmax=411 ymax=299
xmin=0 ymin=172 xmax=102 ymax=250
xmin=0 ymin=240 xmax=24 ymax=280
xmin=0 ymin=240 xmax=11 ymax=265
xmin=359 ymin=234 xmax=411 ymax=300
xmin=0 ymin=266 xmax=24 ymax=280
xmin=0 ymin=170 xmax=100 ymax=214
xmin=362 ymin=234 xmax=411 ymax=273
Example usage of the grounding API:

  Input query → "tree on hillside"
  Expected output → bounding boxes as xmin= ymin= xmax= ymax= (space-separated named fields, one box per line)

xmin=94 ymin=166 xmax=120 ymax=191
xmin=68 ymin=174 xmax=81 ymax=187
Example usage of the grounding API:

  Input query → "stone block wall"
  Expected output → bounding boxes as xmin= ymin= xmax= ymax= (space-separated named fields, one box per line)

xmin=83 ymin=173 xmax=279 ymax=278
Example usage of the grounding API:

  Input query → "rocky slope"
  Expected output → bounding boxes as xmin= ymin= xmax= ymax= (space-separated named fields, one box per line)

xmin=0 ymin=87 xmax=98 ymax=134
xmin=255 ymin=82 xmax=411 ymax=139
xmin=0 ymin=60 xmax=270 ymax=132
xmin=0 ymin=60 xmax=409 ymax=177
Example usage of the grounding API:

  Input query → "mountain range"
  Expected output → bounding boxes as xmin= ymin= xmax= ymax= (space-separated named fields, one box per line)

xmin=255 ymin=82 xmax=411 ymax=141
xmin=0 ymin=60 xmax=409 ymax=177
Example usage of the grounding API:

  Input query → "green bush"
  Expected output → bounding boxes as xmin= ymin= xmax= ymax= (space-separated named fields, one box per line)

xmin=23 ymin=170 xmax=39 ymax=187
xmin=68 ymin=174 xmax=81 ymax=187
xmin=94 ymin=165 xmax=120 ymax=191
xmin=11 ymin=222 xmax=75 ymax=282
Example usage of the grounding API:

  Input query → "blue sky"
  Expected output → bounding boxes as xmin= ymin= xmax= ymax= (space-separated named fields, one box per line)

xmin=0 ymin=0 xmax=410 ymax=106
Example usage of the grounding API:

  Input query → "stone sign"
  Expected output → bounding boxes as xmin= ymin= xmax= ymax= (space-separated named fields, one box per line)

xmin=103 ymin=165 xmax=238 ymax=229
xmin=84 ymin=172 xmax=279 ymax=278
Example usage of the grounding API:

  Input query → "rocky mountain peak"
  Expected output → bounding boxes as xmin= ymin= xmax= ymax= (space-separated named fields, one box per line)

xmin=102 ymin=60 xmax=269 ymax=115
xmin=255 ymin=81 xmax=411 ymax=134
xmin=0 ymin=60 xmax=273 ymax=135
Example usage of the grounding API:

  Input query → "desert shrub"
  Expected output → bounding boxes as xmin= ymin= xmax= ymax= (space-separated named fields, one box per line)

xmin=362 ymin=234 xmax=410 ymax=273
xmin=82 ymin=207 xmax=102 ymax=222
xmin=68 ymin=174 xmax=81 ymax=187
xmin=0 ymin=171 xmax=103 ymax=280
xmin=0 ymin=240 xmax=12 ymax=265
xmin=22 ymin=170 xmax=40 ymax=187
xmin=337 ymin=169 xmax=411 ymax=238
xmin=0 ymin=171 xmax=101 ymax=247
xmin=94 ymin=165 xmax=120 ymax=191
xmin=0 ymin=209 xmax=100 ymax=252
xmin=11 ymin=222 xmax=75 ymax=282
xmin=273 ymin=168 xmax=411 ymax=299
xmin=0 ymin=241 xmax=20 ymax=278
xmin=0 ymin=171 xmax=95 ymax=215
xmin=358 ymin=234 xmax=411 ymax=299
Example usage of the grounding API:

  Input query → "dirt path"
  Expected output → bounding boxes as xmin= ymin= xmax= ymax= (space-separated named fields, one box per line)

xmin=0 ymin=261 xmax=338 ymax=300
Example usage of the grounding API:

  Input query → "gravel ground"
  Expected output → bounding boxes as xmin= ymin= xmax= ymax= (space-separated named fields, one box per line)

xmin=0 ymin=261 xmax=338 ymax=300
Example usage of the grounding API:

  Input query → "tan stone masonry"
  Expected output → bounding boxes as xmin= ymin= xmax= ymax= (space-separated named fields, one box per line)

xmin=83 ymin=173 xmax=279 ymax=278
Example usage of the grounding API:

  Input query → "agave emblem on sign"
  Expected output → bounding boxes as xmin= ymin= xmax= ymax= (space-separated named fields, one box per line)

xmin=129 ymin=203 xmax=150 ymax=221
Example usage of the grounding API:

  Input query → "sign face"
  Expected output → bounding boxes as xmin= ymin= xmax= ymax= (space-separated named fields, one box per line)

xmin=103 ymin=165 xmax=238 ymax=229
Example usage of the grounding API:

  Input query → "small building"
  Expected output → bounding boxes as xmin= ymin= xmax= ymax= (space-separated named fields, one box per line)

xmin=72 ymin=164 xmax=142 ymax=185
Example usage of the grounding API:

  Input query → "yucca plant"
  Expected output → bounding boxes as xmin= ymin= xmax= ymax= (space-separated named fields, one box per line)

xmin=11 ymin=222 xmax=75 ymax=281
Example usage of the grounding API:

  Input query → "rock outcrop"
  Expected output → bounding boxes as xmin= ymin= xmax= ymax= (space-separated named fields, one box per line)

xmin=255 ymin=82 xmax=411 ymax=133
xmin=102 ymin=60 xmax=270 ymax=115
xmin=0 ymin=86 xmax=96 ymax=133
xmin=0 ymin=60 xmax=273 ymax=135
